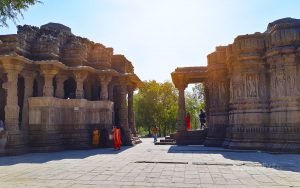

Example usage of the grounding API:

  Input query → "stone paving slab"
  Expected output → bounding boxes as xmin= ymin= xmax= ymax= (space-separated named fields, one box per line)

xmin=0 ymin=138 xmax=300 ymax=187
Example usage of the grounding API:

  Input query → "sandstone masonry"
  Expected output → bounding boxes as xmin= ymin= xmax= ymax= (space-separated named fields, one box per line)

xmin=0 ymin=23 xmax=142 ymax=155
xmin=172 ymin=18 xmax=300 ymax=152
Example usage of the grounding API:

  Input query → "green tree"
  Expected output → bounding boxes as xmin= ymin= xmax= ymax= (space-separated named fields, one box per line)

xmin=134 ymin=81 xmax=178 ymax=137
xmin=185 ymin=83 xmax=205 ymax=130
xmin=0 ymin=0 xmax=41 ymax=27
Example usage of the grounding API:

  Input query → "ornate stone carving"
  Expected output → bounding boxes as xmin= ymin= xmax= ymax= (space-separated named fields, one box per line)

xmin=73 ymin=71 xmax=88 ymax=99
xmin=99 ymin=75 xmax=112 ymax=100
xmin=246 ymin=74 xmax=257 ymax=97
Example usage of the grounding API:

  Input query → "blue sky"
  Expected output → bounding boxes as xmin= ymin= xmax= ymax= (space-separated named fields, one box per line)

xmin=1 ymin=0 xmax=300 ymax=82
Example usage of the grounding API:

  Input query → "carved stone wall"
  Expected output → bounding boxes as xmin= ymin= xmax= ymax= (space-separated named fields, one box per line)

xmin=0 ymin=23 xmax=142 ymax=155
xmin=208 ymin=18 xmax=300 ymax=151
xmin=28 ymin=97 xmax=113 ymax=152
xmin=204 ymin=46 xmax=229 ymax=146
xmin=172 ymin=18 xmax=300 ymax=152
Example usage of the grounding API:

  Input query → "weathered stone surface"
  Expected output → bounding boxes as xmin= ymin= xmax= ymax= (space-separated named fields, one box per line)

xmin=172 ymin=18 xmax=300 ymax=152
xmin=0 ymin=23 xmax=143 ymax=155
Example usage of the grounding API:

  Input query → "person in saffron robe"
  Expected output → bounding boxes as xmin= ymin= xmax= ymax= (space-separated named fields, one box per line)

xmin=185 ymin=113 xmax=191 ymax=130
xmin=112 ymin=126 xmax=122 ymax=150
xmin=92 ymin=127 xmax=100 ymax=147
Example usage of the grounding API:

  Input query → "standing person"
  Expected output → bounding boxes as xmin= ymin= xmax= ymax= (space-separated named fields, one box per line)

xmin=152 ymin=126 xmax=159 ymax=143
xmin=112 ymin=126 xmax=122 ymax=150
xmin=199 ymin=109 xmax=206 ymax=130
xmin=92 ymin=127 xmax=100 ymax=147
xmin=185 ymin=113 xmax=191 ymax=130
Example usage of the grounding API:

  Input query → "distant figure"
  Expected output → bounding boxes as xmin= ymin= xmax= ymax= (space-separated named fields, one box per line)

xmin=92 ymin=127 xmax=100 ymax=147
xmin=185 ymin=113 xmax=191 ymax=130
xmin=112 ymin=126 xmax=122 ymax=150
xmin=199 ymin=109 xmax=206 ymax=129
xmin=152 ymin=126 xmax=159 ymax=143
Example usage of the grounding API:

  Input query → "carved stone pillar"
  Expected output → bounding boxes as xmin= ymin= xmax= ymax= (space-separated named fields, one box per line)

xmin=55 ymin=75 xmax=68 ymax=98
xmin=128 ymin=85 xmax=136 ymax=136
xmin=74 ymin=71 xmax=87 ymax=99
xmin=177 ymin=83 xmax=187 ymax=131
xmin=119 ymin=83 xmax=132 ymax=145
xmin=2 ymin=63 xmax=23 ymax=131
xmin=21 ymin=71 xmax=36 ymax=130
xmin=41 ymin=65 xmax=59 ymax=97
xmin=99 ymin=75 xmax=112 ymax=100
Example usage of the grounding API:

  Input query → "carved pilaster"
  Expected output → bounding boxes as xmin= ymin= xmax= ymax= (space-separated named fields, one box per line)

xmin=99 ymin=75 xmax=112 ymax=100
xmin=74 ymin=71 xmax=87 ymax=99
xmin=55 ymin=75 xmax=68 ymax=98
xmin=21 ymin=71 xmax=36 ymax=129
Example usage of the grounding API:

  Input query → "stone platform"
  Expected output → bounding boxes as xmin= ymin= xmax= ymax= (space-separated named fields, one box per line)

xmin=0 ymin=138 xmax=300 ymax=187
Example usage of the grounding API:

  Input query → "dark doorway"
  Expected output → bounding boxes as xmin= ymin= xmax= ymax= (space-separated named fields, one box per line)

xmin=0 ymin=77 xmax=6 ymax=122
xmin=17 ymin=76 xmax=25 ymax=126
xmin=99 ymin=128 xmax=109 ymax=147
xmin=64 ymin=77 xmax=76 ymax=99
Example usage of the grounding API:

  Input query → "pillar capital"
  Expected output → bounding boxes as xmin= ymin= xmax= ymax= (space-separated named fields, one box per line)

xmin=1 ymin=60 xmax=24 ymax=73
xmin=73 ymin=70 xmax=88 ymax=81
xmin=99 ymin=75 xmax=112 ymax=100
xmin=99 ymin=75 xmax=112 ymax=85
xmin=40 ymin=64 xmax=60 ymax=76
xmin=40 ymin=65 xmax=59 ymax=97
xmin=73 ymin=71 xmax=88 ymax=99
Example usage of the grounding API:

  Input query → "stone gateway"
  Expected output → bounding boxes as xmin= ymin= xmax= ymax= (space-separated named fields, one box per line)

xmin=0 ymin=23 xmax=142 ymax=155
xmin=172 ymin=18 xmax=300 ymax=152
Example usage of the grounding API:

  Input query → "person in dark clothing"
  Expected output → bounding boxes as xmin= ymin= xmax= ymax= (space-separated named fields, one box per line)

xmin=199 ymin=109 xmax=206 ymax=129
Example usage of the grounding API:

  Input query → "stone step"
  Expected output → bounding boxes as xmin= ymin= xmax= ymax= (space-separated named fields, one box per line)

xmin=155 ymin=141 xmax=176 ymax=145
xmin=160 ymin=139 xmax=175 ymax=142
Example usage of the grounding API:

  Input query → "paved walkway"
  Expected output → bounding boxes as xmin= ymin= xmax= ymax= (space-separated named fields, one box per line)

xmin=0 ymin=138 xmax=300 ymax=188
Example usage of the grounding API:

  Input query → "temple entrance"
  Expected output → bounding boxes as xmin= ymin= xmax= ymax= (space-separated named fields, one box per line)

xmin=185 ymin=83 xmax=206 ymax=131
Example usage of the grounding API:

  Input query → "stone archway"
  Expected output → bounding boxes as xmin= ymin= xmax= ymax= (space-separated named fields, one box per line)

xmin=171 ymin=67 xmax=209 ymax=145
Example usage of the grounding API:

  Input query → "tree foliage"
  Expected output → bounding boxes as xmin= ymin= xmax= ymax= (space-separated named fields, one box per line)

xmin=185 ymin=83 xmax=205 ymax=130
xmin=134 ymin=81 xmax=178 ymax=137
xmin=0 ymin=0 xmax=41 ymax=27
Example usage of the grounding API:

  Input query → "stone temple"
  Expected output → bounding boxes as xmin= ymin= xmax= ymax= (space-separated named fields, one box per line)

xmin=0 ymin=23 xmax=142 ymax=155
xmin=172 ymin=18 xmax=300 ymax=152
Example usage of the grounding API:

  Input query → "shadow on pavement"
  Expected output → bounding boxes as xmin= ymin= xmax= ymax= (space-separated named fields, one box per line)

xmin=168 ymin=145 xmax=300 ymax=173
xmin=0 ymin=146 xmax=132 ymax=166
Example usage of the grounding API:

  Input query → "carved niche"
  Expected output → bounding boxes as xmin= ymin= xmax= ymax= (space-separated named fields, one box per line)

xmin=245 ymin=74 xmax=258 ymax=98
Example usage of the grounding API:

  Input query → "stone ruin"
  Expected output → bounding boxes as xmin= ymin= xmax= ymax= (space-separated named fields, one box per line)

xmin=172 ymin=18 xmax=300 ymax=152
xmin=0 ymin=23 xmax=142 ymax=155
